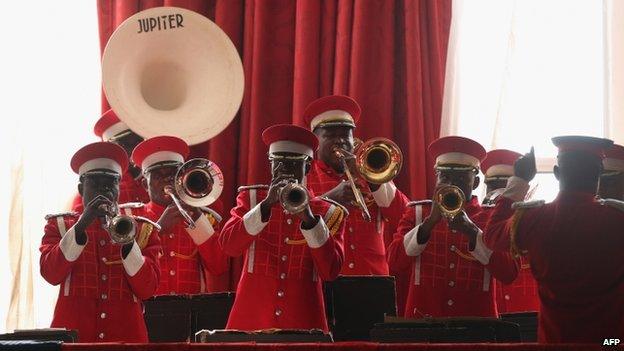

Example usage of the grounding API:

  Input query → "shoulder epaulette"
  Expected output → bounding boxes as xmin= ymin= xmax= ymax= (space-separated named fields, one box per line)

xmin=237 ymin=184 xmax=269 ymax=193
xmin=133 ymin=216 xmax=162 ymax=231
xmin=482 ymin=189 xmax=505 ymax=206
xmin=199 ymin=206 xmax=223 ymax=223
xmin=44 ymin=212 xmax=78 ymax=221
xmin=511 ymin=199 xmax=545 ymax=210
xmin=118 ymin=202 xmax=145 ymax=209
xmin=407 ymin=200 xmax=433 ymax=207
xmin=318 ymin=197 xmax=349 ymax=217
xmin=599 ymin=198 xmax=624 ymax=212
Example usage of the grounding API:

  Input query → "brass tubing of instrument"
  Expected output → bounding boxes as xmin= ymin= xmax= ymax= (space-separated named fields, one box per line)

xmin=334 ymin=147 xmax=372 ymax=221
xmin=164 ymin=186 xmax=197 ymax=229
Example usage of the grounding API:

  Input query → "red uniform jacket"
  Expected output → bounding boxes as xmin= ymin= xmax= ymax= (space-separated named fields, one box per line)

xmin=486 ymin=191 xmax=624 ymax=343
xmin=496 ymin=255 xmax=538 ymax=313
xmin=387 ymin=197 xmax=518 ymax=318
xmin=39 ymin=211 xmax=161 ymax=342
xmin=481 ymin=205 xmax=539 ymax=313
xmin=71 ymin=171 xmax=149 ymax=210
xmin=307 ymin=160 xmax=408 ymax=275
xmin=129 ymin=201 xmax=228 ymax=295
xmin=219 ymin=185 xmax=346 ymax=331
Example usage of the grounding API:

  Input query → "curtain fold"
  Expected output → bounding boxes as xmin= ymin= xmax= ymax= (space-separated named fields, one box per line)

xmin=97 ymin=0 xmax=452 ymax=290
xmin=6 ymin=159 xmax=34 ymax=331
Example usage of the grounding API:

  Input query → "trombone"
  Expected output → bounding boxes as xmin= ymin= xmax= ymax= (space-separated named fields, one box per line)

xmin=165 ymin=158 xmax=224 ymax=229
xmin=332 ymin=137 xmax=403 ymax=221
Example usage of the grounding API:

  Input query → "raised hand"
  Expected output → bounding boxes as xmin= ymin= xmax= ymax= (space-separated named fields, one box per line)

xmin=260 ymin=162 xmax=293 ymax=220
xmin=75 ymin=195 xmax=114 ymax=244
xmin=514 ymin=147 xmax=537 ymax=182
xmin=157 ymin=203 xmax=184 ymax=234
xmin=76 ymin=195 xmax=113 ymax=231
xmin=322 ymin=180 xmax=356 ymax=207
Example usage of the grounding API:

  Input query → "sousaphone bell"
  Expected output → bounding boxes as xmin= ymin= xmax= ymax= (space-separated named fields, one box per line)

xmin=102 ymin=6 xmax=244 ymax=146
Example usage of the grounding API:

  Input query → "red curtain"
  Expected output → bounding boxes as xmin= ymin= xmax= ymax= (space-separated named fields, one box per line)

xmin=97 ymin=0 xmax=452 ymax=290
xmin=63 ymin=342 xmax=609 ymax=351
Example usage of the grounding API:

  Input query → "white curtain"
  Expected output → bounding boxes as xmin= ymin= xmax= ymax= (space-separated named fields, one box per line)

xmin=441 ymin=0 xmax=609 ymax=201
xmin=606 ymin=0 xmax=624 ymax=145
xmin=0 ymin=1 xmax=101 ymax=332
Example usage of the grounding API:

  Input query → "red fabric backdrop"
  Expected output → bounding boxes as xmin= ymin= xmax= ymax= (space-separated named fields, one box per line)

xmin=97 ymin=0 xmax=451 ymax=290
xmin=63 ymin=342 xmax=615 ymax=351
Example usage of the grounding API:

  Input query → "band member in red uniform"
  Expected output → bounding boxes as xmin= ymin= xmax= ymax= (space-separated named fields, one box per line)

xmin=598 ymin=144 xmax=624 ymax=201
xmin=72 ymin=109 xmax=149 ymax=209
xmin=486 ymin=136 xmax=624 ymax=343
xmin=481 ymin=149 xmax=539 ymax=313
xmin=304 ymin=96 xmax=408 ymax=275
xmin=387 ymin=136 xmax=518 ymax=318
xmin=220 ymin=124 xmax=346 ymax=331
xmin=130 ymin=136 xmax=228 ymax=295
xmin=40 ymin=142 xmax=161 ymax=342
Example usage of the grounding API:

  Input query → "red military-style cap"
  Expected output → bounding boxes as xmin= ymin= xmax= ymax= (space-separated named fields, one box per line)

xmin=71 ymin=142 xmax=129 ymax=176
xmin=131 ymin=136 xmax=190 ymax=172
xmin=262 ymin=124 xmax=319 ymax=158
xmin=429 ymin=136 xmax=486 ymax=170
xmin=481 ymin=149 xmax=522 ymax=179
xmin=552 ymin=135 xmax=613 ymax=159
xmin=93 ymin=109 xmax=132 ymax=142
xmin=603 ymin=144 xmax=624 ymax=173
xmin=303 ymin=95 xmax=361 ymax=131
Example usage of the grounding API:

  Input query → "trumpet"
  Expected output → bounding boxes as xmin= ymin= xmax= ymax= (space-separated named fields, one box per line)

xmin=279 ymin=181 xmax=309 ymax=214
xmin=165 ymin=158 xmax=224 ymax=229
xmin=99 ymin=202 xmax=137 ymax=245
xmin=434 ymin=185 xmax=466 ymax=220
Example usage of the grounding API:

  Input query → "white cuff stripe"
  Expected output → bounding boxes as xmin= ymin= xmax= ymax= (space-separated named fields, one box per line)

xmin=502 ymin=176 xmax=530 ymax=202
xmin=301 ymin=217 xmax=330 ymax=249
xmin=243 ymin=203 xmax=268 ymax=236
xmin=372 ymin=181 xmax=397 ymax=208
xmin=59 ymin=226 xmax=86 ymax=262
xmin=122 ymin=241 xmax=145 ymax=277
xmin=403 ymin=224 xmax=427 ymax=257
xmin=470 ymin=230 xmax=493 ymax=265
xmin=185 ymin=214 xmax=215 ymax=245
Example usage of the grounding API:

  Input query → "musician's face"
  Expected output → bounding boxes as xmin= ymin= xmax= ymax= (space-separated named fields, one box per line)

xmin=143 ymin=165 xmax=178 ymax=206
xmin=435 ymin=167 xmax=479 ymax=199
xmin=484 ymin=178 xmax=508 ymax=194
xmin=110 ymin=131 xmax=144 ymax=179
xmin=270 ymin=152 xmax=310 ymax=184
xmin=314 ymin=126 xmax=354 ymax=173
xmin=79 ymin=173 xmax=120 ymax=207
xmin=598 ymin=172 xmax=624 ymax=200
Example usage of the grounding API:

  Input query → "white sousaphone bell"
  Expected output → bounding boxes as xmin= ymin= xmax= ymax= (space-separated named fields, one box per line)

xmin=102 ymin=6 xmax=244 ymax=145
xmin=102 ymin=6 xmax=243 ymax=222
